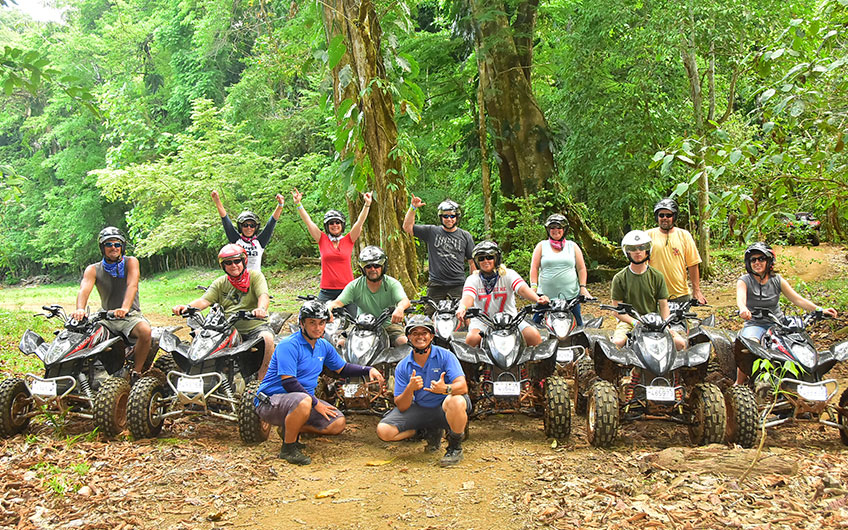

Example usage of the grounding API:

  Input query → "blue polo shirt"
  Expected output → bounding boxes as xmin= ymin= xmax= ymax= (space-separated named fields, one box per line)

xmin=257 ymin=331 xmax=346 ymax=399
xmin=393 ymin=345 xmax=464 ymax=408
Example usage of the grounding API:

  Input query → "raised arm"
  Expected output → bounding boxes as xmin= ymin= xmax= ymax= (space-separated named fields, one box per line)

xmin=291 ymin=188 xmax=322 ymax=243
xmin=348 ymin=191 xmax=373 ymax=243
xmin=403 ymin=194 xmax=425 ymax=235
xmin=211 ymin=190 xmax=227 ymax=218
xmin=272 ymin=193 xmax=285 ymax=221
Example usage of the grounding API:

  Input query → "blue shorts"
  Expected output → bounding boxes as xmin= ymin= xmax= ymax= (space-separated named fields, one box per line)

xmin=739 ymin=324 xmax=769 ymax=342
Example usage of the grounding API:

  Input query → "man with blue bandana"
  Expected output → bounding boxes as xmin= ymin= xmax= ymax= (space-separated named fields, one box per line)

xmin=72 ymin=227 xmax=152 ymax=377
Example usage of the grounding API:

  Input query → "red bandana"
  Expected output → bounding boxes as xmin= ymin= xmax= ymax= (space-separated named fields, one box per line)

xmin=549 ymin=238 xmax=564 ymax=251
xmin=227 ymin=269 xmax=251 ymax=293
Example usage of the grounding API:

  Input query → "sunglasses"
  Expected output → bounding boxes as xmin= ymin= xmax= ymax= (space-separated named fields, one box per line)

xmin=103 ymin=242 xmax=123 ymax=248
xmin=750 ymin=256 xmax=768 ymax=263
xmin=327 ymin=220 xmax=343 ymax=226
xmin=548 ymin=224 xmax=563 ymax=230
xmin=657 ymin=213 xmax=674 ymax=219
xmin=241 ymin=223 xmax=257 ymax=229
xmin=440 ymin=214 xmax=457 ymax=219
xmin=364 ymin=264 xmax=382 ymax=270
xmin=477 ymin=255 xmax=496 ymax=262
xmin=221 ymin=259 xmax=244 ymax=266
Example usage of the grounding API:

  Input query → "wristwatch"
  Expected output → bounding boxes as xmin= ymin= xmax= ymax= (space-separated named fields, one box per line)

xmin=445 ymin=384 xmax=452 ymax=395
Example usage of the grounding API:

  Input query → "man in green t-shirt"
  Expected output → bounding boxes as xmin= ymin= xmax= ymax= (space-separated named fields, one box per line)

xmin=610 ymin=230 xmax=685 ymax=351
xmin=328 ymin=246 xmax=411 ymax=346
xmin=172 ymin=245 xmax=275 ymax=378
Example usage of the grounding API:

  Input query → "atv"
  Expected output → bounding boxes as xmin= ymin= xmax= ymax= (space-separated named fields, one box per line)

xmin=0 ymin=305 xmax=162 ymax=438
xmin=734 ymin=307 xmax=848 ymax=446
xmin=127 ymin=305 xmax=280 ymax=443
xmin=583 ymin=303 xmax=729 ymax=448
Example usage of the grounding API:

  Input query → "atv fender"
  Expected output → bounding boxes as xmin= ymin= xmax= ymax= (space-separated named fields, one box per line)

xmin=814 ymin=339 xmax=848 ymax=377
xmin=691 ymin=326 xmax=736 ymax=380
xmin=595 ymin=339 xmax=630 ymax=366
xmin=88 ymin=337 xmax=128 ymax=374
xmin=581 ymin=317 xmax=604 ymax=330
xmin=19 ymin=330 xmax=45 ymax=356
xmin=267 ymin=312 xmax=291 ymax=335
xmin=452 ymin=342 xmax=486 ymax=364
xmin=519 ymin=338 xmax=557 ymax=365
xmin=670 ymin=342 xmax=712 ymax=371
xmin=371 ymin=346 xmax=411 ymax=365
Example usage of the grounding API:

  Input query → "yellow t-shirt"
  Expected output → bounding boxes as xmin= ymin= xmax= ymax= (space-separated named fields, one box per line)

xmin=647 ymin=227 xmax=701 ymax=299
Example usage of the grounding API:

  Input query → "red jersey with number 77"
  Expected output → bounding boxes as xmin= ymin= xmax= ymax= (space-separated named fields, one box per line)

xmin=462 ymin=268 xmax=527 ymax=316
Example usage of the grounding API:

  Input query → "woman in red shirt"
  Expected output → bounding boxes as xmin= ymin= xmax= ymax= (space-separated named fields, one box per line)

xmin=291 ymin=188 xmax=372 ymax=315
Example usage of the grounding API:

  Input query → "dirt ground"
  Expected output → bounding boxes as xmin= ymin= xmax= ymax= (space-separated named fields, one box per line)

xmin=3 ymin=244 xmax=848 ymax=530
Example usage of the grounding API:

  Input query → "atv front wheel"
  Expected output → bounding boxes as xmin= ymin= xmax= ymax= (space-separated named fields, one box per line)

xmin=586 ymin=380 xmax=618 ymax=447
xmin=575 ymin=356 xmax=595 ymax=414
xmin=238 ymin=380 xmax=270 ymax=444
xmin=725 ymin=385 xmax=758 ymax=448
xmin=93 ymin=377 xmax=130 ymax=437
xmin=0 ymin=378 xmax=32 ymax=437
xmin=688 ymin=383 xmax=726 ymax=445
xmin=128 ymin=376 xmax=166 ymax=439
xmin=543 ymin=376 xmax=571 ymax=439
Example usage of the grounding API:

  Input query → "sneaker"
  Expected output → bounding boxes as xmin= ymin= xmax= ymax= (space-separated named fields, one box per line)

xmin=424 ymin=428 xmax=443 ymax=453
xmin=278 ymin=442 xmax=311 ymax=465
xmin=440 ymin=446 xmax=463 ymax=467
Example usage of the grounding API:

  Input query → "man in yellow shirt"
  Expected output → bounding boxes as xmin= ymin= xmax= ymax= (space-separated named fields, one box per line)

xmin=647 ymin=199 xmax=707 ymax=304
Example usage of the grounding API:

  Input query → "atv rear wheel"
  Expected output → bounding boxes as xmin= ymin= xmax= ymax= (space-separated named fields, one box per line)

xmin=688 ymin=383 xmax=726 ymax=445
xmin=543 ymin=376 xmax=571 ymax=439
xmin=586 ymin=380 xmax=618 ymax=447
xmin=0 ymin=378 xmax=32 ymax=437
xmin=153 ymin=353 xmax=178 ymax=376
xmin=838 ymin=389 xmax=848 ymax=445
xmin=128 ymin=376 xmax=166 ymax=439
xmin=725 ymin=385 xmax=758 ymax=448
xmin=238 ymin=380 xmax=270 ymax=443
xmin=93 ymin=377 xmax=130 ymax=437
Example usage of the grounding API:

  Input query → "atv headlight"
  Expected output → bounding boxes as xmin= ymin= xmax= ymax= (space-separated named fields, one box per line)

xmin=548 ymin=313 xmax=573 ymax=340
xmin=350 ymin=332 xmax=377 ymax=363
xmin=435 ymin=317 xmax=455 ymax=340
xmin=643 ymin=335 xmax=672 ymax=361
xmin=792 ymin=343 xmax=816 ymax=370
xmin=491 ymin=333 xmax=517 ymax=356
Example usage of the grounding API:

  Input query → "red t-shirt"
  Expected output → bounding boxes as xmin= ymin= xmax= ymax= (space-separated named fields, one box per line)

xmin=318 ymin=233 xmax=355 ymax=289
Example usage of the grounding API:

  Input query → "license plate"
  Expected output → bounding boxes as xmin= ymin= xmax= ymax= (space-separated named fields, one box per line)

xmin=556 ymin=347 xmax=574 ymax=363
xmin=493 ymin=381 xmax=521 ymax=396
xmin=342 ymin=383 xmax=362 ymax=398
xmin=177 ymin=377 xmax=204 ymax=394
xmin=31 ymin=379 xmax=57 ymax=397
xmin=797 ymin=383 xmax=828 ymax=402
xmin=645 ymin=386 xmax=676 ymax=402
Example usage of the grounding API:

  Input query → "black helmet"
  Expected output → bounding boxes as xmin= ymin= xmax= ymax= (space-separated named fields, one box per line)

xmin=437 ymin=199 xmax=461 ymax=222
xmin=98 ymin=227 xmax=127 ymax=257
xmin=404 ymin=314 xmax=435 ymax=336
xmin=236 ymin=211 xmax=260 ymax=233
xmin=299 ymin=299 xmax=330 ymax=322
xmin=744 ymin=242 xmax=775 ymax=276
xmin=359 ymin=245 xmax=388 ymax=277
xmin=323 ymin=209 xmax=347 ymax=233
xmin=544 ymin=214 xmax=567 ymax=240
xmin=472 ymin=240 xmax=502 ymax=268
xmin=653 ymin=198 xmax=679 ymax=221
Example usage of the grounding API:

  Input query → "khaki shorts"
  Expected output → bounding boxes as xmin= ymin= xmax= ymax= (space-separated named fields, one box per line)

xmin=102 ymin=312 xmax=148 ymax=345
xmin=385 ymin=323 xmax=404 ymax=345
xmin=613 ymin=321 xmax=633 ymax=344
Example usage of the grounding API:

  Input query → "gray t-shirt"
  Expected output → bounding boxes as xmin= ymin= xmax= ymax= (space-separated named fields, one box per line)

xmin=741 ymin=273 xmax=784 ymax=327
xmin=412 ymin=224 xmax=475 ymax=287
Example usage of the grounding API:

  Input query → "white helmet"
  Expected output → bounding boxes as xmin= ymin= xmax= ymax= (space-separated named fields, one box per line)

xmin=621 ymin=230 xmax=652 ymax=264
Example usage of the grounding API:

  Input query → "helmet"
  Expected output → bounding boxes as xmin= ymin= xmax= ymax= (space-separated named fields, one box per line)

xmin=358 ymin=245 xmax=388 ymax=277
xmin=653 ymin=198 xmax=679 ymax=222
xmin=744 ymin=242 xmax=775 ymax=276
xmin=98 ymin=226 xmax=127 ymax=246
xmin=437 ymin=199 xmax=461 ymax=221
xmin=323 ymin=209 xmax=347 ymax=233
xmin=218 ymin=244 xmax=247 ymax=271
xmin=236 ymin=211 xmax=260 ymax=233
xmin=472 ymin=240 xmax=502 ymax=268
xmin=404 ymin=314 xmax=435 ymax=337
xmin=621 ymin=230 xmax=652 ymax=264
xmin=545 ymin=214 xmax=567 ymax=240
xmin=299 ymin=300 xmax=330 ymax=322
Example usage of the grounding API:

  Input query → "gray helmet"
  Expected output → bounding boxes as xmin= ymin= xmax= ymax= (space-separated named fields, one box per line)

xmin=744 ymin=242 xmax=775 ymax=276
xmin=98 ymin=227 xmax=127 ymax=256
xmin=236 ymin=211 xmax=260 ymax=233
xmin=359 ymin=245 xmax=388 ymax=277
xmin=323 ymin=209 xmax=347 ymax=233
xmin=437 ymin=199 xmax=461 ymax=223
xmin=472 ymin=240 xmax=502 ymax=268
xmin=621 ymin=230 xmax=652 ymax=264
xmin=544 ymin=214 xmax=567 ymax=240
xmin=404 ymin=314 xmax=435 ymax=336
xmin=299 ymin=299 xmax=330 ymax=322
xmin=653 ymin=198 xmax=679 ymax=221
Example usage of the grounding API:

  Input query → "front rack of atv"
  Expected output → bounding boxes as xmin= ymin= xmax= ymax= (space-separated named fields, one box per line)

xmin=761 ymin=377 xmax=845 ymax=431
xmin=160 ymin=371 xmax=239 ymax=422
xmin=24 ymin=373 xmax=92 ymax=418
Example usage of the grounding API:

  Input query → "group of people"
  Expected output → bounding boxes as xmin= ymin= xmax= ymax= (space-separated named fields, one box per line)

xmin=72 ymin=191 xmax=837 ymax=468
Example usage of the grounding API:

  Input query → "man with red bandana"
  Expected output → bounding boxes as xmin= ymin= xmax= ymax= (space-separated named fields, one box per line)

xmin=172 ymin=244 xmax=275 ymax=379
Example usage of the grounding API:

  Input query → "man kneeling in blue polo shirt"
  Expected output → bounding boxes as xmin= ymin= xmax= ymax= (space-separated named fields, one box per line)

xmin=256 ymin=300 xmax=384 ymax=465
xmin=376 ymin=315 xmax=470 ymax=467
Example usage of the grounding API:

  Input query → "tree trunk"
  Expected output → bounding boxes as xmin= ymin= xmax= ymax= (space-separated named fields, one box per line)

xmin=321 ymin=0 xmax=418 ymax=294
xmin=476 ymin=67 xmax=494 ymax=238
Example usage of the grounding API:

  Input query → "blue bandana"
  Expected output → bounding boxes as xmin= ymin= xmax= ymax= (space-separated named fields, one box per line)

xmin=481 ymin=271 xmax=498 ymax=295
xmin=101 ymin=258 xmax=126 ymax=279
